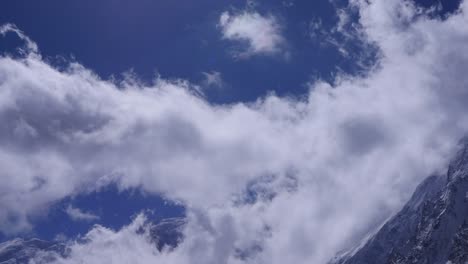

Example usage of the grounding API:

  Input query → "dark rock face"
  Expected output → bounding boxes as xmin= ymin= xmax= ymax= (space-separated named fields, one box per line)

xmin=448 ymin=223 xmax=468 ymax=263
xmin=332 ymin=139 xmax=468 ymax=264
xmin=0 ymin=217 xmax=186 ymax=263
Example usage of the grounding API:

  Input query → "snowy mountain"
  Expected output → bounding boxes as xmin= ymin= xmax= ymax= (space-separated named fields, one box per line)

xmin=0 ymin=217 xmax=185 ymax=264
xmin=332 ymin=138 xmax=468 ymax=264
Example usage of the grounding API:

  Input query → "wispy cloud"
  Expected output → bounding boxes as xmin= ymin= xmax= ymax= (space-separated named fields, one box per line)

xmin=65 ymin=206 xmax=99 ymax=222
xmin=202 ymin=71 xmax=224 ymax=88
xmin=193 ymin=70 xmax=225 ymax=96
xmin=0 ymin=23 xmax=38 ymax=54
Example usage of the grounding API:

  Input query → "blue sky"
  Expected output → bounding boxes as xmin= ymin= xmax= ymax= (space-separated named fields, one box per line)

xmin=0 ymin=0 xmax=459 ymax=104
xmin=0 ymin=0 xmax=459 ymax=240
xmin=0 ymin=0 xmax=366 ymax=241
xmin=0 ymin=0 xmax=467 ymax=263
xmin=1 ymin=0 xmax=459 ymax=104
xmin=0 ymin=0 xmax=372 ymax=104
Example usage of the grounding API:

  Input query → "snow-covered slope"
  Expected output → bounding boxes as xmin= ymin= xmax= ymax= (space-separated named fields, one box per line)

xmin=332 ymin=139 xmax=468 ymax=264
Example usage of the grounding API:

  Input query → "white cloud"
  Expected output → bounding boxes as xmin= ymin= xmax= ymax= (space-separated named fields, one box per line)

xmin=1 ymin=0 xmax=468 ymax=263
xmin=65 ymin=205 xmax=99 ymax=222
xmin=219 ymin=11 xmax=286 ymax=58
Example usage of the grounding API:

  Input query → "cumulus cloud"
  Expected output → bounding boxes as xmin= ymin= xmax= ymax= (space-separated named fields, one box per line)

xmin=65 ymin=206 xmax=99 ymax=222
xmin=1 ymin=0 xmax=468 ymax=263
xmin=219 ymin=10 xmax=286 ymax=58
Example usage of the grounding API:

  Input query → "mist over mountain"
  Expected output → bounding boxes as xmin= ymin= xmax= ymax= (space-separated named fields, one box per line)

xmin=332 ymin=138 xmax=468 ymax=264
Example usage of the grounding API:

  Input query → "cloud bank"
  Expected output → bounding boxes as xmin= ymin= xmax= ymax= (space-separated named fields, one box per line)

xmin=0 ymin=0 xmax=468 ymax=263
